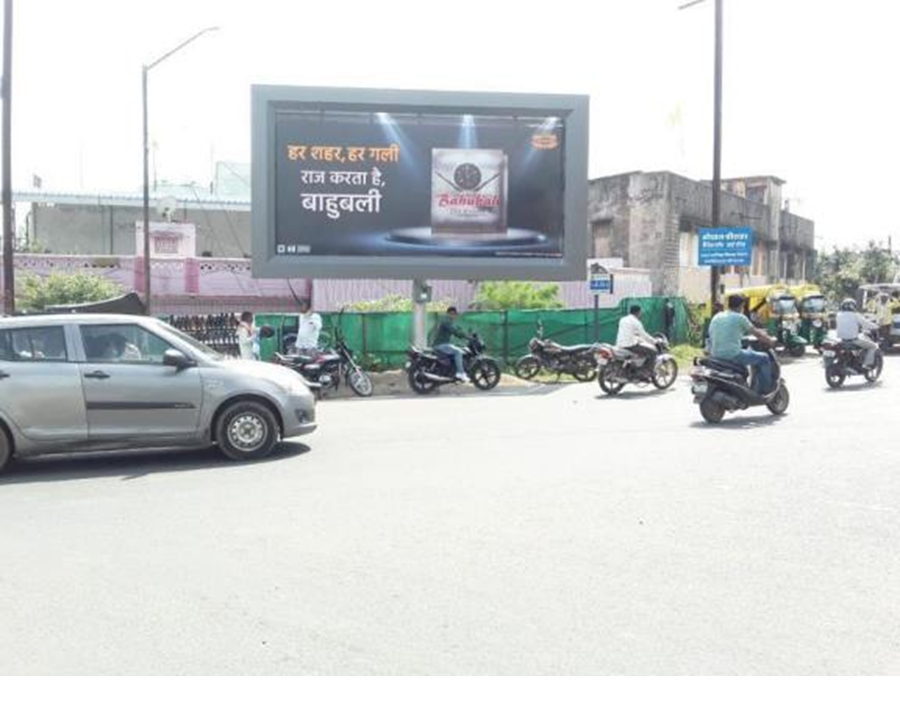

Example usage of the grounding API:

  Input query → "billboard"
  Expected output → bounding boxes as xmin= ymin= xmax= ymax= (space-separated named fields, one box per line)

xmin=252 ymin=86 xmax=589 ymax=281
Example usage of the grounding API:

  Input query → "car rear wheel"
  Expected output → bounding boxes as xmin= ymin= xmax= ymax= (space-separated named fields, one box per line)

xmin=0 ymin=428 xmax=11 ymax=474
xmin=215 ymin=400 xmax=279 ymax=461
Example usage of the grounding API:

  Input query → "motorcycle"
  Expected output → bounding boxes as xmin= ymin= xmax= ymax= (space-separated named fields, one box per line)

xmin=514 ymin=321 xmax=598 ymax=382
xmin=406 ymin=332 xmax=501 ymax=394
xmin=273 ymin=323 xmax=374 ymax=397
xmin=595 ymin=334 xmax=678 ymax=395
xmin=821 ymin=329 xmax=884 ymax=388
xmin=690 ymin=338 xmax=790 ymax=424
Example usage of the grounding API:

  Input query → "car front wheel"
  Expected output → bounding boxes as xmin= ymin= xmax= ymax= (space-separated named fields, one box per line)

xmin=215 ymin=400 xmax=280 ymax=461
xmin=0 ymin=428 xmax=11 ymax=474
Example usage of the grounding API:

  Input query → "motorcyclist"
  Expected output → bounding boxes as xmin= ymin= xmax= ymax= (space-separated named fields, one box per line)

xmin=615 ymin=305 xmax=657 ymax=373
xmin=835 ymin=298 xmax=878 ymax=368
xmin=708 ymin=294 xmax=776 ymax=395
xmin=432 ymin=306 xmax=468 ymax=381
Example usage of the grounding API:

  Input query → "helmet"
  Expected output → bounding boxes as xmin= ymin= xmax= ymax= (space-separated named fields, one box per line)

xmin=840 ymin=298 xmax=857 ymax=312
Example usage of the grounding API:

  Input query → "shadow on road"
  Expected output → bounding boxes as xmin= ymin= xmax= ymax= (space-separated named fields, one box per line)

xmin=825 ymin=381 xmax=883 ymax=393
xmin=594 ymin=388 xmax=676 ymax=401
xmin=0 ymin=442 xmax=312 ymax=487
xmin=688 ymin=413 xmax=786 ymax=430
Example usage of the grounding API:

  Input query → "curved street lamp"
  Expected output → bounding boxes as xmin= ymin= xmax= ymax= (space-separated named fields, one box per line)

xmin=142 ymin=26 xmax=218 ymax=314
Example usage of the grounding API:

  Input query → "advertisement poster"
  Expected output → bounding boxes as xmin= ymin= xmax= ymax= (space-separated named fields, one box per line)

xmin=273 ymin=110 xmax=566 ymax=260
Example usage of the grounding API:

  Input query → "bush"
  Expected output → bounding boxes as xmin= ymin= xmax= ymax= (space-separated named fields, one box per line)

xmin=17 ymin=272 xmax=123 ymax=311
xmin=345 ymin=294 xmax=456 ymax=313
xmin=472 ymin=281 xmax=563 ymax=311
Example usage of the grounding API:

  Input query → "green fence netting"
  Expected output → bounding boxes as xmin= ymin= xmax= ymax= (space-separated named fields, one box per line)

xmin=255 ymin=297 xmax=693 ymax=369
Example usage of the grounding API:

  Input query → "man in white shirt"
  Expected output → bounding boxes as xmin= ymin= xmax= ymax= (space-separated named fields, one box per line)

xmin=294 ymin=298 xmax=323 ymax=355
xmin=616 ymin=305 xmax=658 ymax=366
xmin=835 ymin=298 xmax=878 ymax=367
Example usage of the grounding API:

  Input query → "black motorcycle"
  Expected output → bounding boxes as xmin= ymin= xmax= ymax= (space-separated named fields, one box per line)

xmin=514 ymin=322 xmax=598 ymax=382
xmin=690 ymin=339 xmax=790 ymax=424
xmin=596 ymin=334 xmax=678 ymax=395
xmin=273 ymin=324 xmax=373 ymax=397
xmin=821 ymin=329 xmax=883 ymax=388
xmin=406 ymin=332 xmax=501 ymax=394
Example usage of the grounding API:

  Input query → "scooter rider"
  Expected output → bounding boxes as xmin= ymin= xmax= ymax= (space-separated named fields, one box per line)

xmin=432 ymin=306 xmax=468 ymax=381
xmin=708 ymin=294 xmax=776 ymax=395
xmin=835 ymin=298 xmax=879 ymax=368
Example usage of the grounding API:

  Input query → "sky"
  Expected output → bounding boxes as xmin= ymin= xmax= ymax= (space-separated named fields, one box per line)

xmin=6 ymin=0 xmax=900 ymax=249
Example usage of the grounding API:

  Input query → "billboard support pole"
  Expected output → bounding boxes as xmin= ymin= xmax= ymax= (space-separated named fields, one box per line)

xmin=412 ymin=279 xmax=429 ymax=348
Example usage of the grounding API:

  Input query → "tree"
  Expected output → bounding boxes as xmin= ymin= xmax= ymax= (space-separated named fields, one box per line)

xmin=345 ymin=294 xmax=457 ymax=313
xmin=17 ymin=273 xmax=123 ymax=311
xmin=813 ymin=242 xmax=898 ymax=302
xmin=472 ymin=281 xmax=564 ymax=311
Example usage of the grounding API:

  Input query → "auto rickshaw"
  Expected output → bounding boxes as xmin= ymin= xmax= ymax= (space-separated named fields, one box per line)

xmin=722 ymin=284 xmax=808 ymax=357
xmin=791 ymin=283 xmax=828 ymax=352
xmin=858 ymin=282 xmax=900 ymax=350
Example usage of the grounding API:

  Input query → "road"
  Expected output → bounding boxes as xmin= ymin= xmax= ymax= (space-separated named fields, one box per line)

xmin=1 ymin=354 xmax=898 ymax=674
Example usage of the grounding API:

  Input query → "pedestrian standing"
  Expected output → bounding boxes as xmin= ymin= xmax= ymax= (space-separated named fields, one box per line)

xmin=236 ymin=311 xmax=257 ymax=360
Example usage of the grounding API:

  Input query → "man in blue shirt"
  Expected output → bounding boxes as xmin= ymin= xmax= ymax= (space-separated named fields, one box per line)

xmin=708 ymin=294 xmax=776 ymax=394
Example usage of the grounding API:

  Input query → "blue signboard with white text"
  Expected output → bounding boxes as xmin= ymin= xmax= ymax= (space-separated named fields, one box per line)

xmin=698 ymin=227 xmax=753 ymax=266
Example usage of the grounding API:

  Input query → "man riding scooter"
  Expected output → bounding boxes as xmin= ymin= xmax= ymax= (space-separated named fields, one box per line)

xmin=835 ymin=298 xmax=879 ymax=368
xmin=708 ymin=294 xmax=777 ymax=394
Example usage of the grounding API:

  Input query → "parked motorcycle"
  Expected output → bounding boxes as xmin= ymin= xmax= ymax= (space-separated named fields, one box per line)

xmin=821 ymin=329 xmax=884 ymax=388
xmin=273 ymin=324 xmax=373 ymax=397
xmin=514 ymin=322 xmax=598 ymax=382
xmin=690 ymin=339 xmax=790 ymax=423
xmin=406 ymin=332 xmax=501 ymax=394
xmin=596 ymin=334 xmax=678 ymax=395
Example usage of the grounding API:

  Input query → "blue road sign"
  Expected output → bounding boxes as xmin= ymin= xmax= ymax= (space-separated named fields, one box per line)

xmin=698 ymin=227 xmax=753 ymax=266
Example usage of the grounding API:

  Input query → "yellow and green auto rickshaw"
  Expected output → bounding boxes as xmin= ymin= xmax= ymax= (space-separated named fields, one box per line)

xmin=858 ymin=282 xmax=900 ymax=350
xmin=723 ymin=284 xmax=808 ymax=357
xmin=791 ymin=283 xmax=828 ymax=352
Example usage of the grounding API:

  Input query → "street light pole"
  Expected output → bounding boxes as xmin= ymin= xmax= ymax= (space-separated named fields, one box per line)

xmin=680 ymin=0 xmax=724 ymax=308
xmin=141 ymin=26 xmax=217 ymax=316
xmin=2 ymin=0 xmax=14 ymax=315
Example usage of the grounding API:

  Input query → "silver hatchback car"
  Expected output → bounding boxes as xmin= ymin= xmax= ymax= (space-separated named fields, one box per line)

xmin=0 ymin=314 xmax=317 ymax=473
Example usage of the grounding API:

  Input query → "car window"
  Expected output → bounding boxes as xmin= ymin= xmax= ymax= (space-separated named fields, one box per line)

xmin=81 ymin=324 xmax=174 ymax=364
xmin=0 ymin=327 xmax=68 ymax=362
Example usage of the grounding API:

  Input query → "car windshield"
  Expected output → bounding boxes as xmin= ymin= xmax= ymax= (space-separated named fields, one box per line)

xmin=157 ymin=321 xmax=225 ymax=361
xmin=802 ymin=297 xmax=826 ymax=313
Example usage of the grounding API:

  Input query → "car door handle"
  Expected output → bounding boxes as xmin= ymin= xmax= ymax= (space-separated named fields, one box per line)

xmin=84 ymin=370 xmax=111 ymax=380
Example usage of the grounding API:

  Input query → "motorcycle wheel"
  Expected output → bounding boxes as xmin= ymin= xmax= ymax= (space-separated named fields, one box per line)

xmin=864 ymin=353 xmax=884 ymax=383
xmin=407 ymin=361 xmax=439 ymax=395
xmin=699 ymin=397 xmax=725 ymax=424
xmin=766 ymin=383 xmax=790 ymax=415
xmin=825 ymin=366 xmax=846 ymax=389
xmin=651 ymin=358 xmax=678 ymax=390
xmin=788 ymin=344 xmax=805 ymax=358
xmin=470 ymin=359 xmax=501 ymax=391
xmin=347 ymin=367 xmax=374 ymax=397
xmin=598 ymin=366 xmax=626 ymax=396
xmin=571 ymin=358 xmax=598 ymax=383
xmin=514 ymin=355 xmax=542 ymax=380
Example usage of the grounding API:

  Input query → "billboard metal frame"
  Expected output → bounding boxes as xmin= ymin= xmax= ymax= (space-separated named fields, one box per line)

xmin=251 ymin=85 xmax=589 ymax=281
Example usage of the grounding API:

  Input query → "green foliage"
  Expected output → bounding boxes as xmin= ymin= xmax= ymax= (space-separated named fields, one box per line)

xmin=345 ymin=294 xmax=455 ymax=313
xmin=472 ymin=281 xmax=563 ymax=311
xmin=17 ymin=272 xmax=123 ymax=311
xmin=814 ymin=242 xmax=898 ymax=302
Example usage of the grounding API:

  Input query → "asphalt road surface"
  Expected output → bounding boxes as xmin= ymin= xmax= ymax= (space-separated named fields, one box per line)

xmin=1 ymin=354 xmax=898 ymax=675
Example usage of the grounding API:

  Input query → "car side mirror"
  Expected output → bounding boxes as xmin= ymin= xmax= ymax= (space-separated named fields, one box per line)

xmin=163 ymin=349 xmax=195 ymax=370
